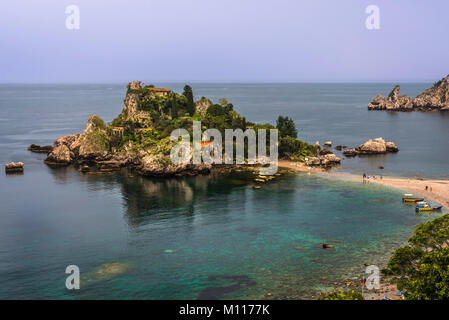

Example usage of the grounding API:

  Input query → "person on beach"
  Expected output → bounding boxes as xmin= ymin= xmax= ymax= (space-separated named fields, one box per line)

xmin=363 ymin=173 xmax=366 ymax=179
xmin=425 ymin=186 xmax=428 ymax=191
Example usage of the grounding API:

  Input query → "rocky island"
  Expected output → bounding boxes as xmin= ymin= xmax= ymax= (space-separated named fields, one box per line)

xmin=343 ymin=137 xmax=398 ymax=157
xmin=43 ymin=81 xmax=319 ymax=177
xmin=368 ymin=74 xmax=449 ymax=111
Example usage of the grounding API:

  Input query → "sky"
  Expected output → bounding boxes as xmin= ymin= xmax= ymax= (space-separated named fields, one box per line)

xmin=1 ymin=0 xmax=449 ymax=83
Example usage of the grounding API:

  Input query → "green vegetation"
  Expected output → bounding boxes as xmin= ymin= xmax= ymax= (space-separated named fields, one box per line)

xmin=386 ymin=214 xmax=449 ymax=300
xmin=318 ymin=289 xmax=364 ymax=300
xmin=86 ymin=130 xmax=109 ymax=151
xmin=273 ymin=115 xmax=317 ymax=159
xmin=91 ymin=115 xmax=106 ymax=130
xmin=183 ymin=85 xmax=195 ymax=116
xmin=276 ymin=115 xmax=298 ymax=139
xmin=204 ymin=98 xmax=245 ymax=133
xmin=279 ymin=136 xmax=318 ymax=159
xmin=107 ymin=84 xmax=317 ymax=160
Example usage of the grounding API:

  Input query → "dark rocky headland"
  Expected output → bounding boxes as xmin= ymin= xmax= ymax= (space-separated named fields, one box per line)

xmin=368 ymin=74 xmax=449 ymax=111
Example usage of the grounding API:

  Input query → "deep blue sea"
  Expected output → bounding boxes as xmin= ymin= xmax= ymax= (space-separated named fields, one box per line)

xmin=0 ymin=83 xmax=447 ymax=299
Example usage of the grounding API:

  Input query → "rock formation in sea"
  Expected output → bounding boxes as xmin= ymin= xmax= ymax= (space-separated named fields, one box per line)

xmin=368 ymin=75 xmax=449 ymax=111
xmin=305 ymin=153 xmax=341 ymax=167
xmin=28 ymin=144 xmax=53 ymax=154
xmin=321 ymin=153 xmax=341 ymax=165
xmin=319 ymin=148 xmax=333 ymax=156
xmin=5 ymin=162 xmax=24 ymax=173
xmin=44 ymin=89 xmax=213 ymax=176
xmin=342 ymin=148 xmax=358 ymax=157
xmin=342 ymin=137 xmax=398 ymax=157
xmin=43 ymin=81 xmax=318 ymax=177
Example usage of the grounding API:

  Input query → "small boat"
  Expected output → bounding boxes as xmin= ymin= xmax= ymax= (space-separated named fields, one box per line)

xmin=402 ymin=197 xmax=424 ymax=203
xmin=402 ymin=194 xmax=424 ymax=203
xmin=416 ymin=206 xmax=442 ymax=212
xmin=415 ymin=201 xmax=442 ymax=212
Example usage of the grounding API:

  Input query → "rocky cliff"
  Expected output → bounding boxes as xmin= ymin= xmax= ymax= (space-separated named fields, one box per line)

xmin=44 ymin=82 xmax=219 ymax=176
xmin=368 ymin=75 xmax=449 ymax=111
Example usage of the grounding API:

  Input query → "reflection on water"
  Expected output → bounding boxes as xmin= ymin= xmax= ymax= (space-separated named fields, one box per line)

xmin=0 ymin=166 xmax=441 ymax=299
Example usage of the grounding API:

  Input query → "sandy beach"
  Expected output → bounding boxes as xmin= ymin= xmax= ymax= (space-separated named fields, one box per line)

xmin=279 ymin=160 xmax=449 ymax=210
xmin=279 ymin=160 xmax=449 ymax=300
xmin=369 ymin=177 xmax=449 ymax=210
xmin=278 ymin=160 xmax=323 ymax=173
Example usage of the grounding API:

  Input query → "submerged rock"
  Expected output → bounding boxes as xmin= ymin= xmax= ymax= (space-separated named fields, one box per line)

xmin=319 ymin=148 xmax=333 ymax=156
xmin=342 ymin=148 xmax=358 ymax=157
xmin=28 ymin=144 xmax=53 ymax=154
xmin=91 ymin=262 xmax=133 ymax=281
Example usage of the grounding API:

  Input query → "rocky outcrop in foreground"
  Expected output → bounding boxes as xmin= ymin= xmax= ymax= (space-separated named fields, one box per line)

xmin=44 ymin=114 xmax=210 ymax=176
xmin=368 ymin=75 xmax=449 ymax=111
xmin=343 ymin=137 xmax=398 ymax=157
xmin=5 ymin=162 xmax=24 ymax=173
xmin=305 ymin=153 xmax=341 ymax=167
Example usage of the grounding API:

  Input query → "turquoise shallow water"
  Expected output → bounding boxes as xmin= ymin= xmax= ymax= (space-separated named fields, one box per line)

xmin=0 ymin=83 xmax=447 ymax=299
xmin=0 ymin=168 xmax=441 ymax=299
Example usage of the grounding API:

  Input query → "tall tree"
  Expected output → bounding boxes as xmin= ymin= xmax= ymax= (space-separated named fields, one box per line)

xmin=170 ymin=94 xmax=179 ymax=119
xmin=276 ymin=115 xmax=298 ymax=138
xmin=183 ymin=85 xmax=195 ymax=116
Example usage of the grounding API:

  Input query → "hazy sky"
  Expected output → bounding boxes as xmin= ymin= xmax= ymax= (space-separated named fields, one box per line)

xmin=1 ymin=0 xmax=448 ymax=83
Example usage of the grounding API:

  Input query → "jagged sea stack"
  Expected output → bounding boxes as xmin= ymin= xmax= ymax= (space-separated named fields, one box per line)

xmin=368 ymin=75 xmax=449 ymax=111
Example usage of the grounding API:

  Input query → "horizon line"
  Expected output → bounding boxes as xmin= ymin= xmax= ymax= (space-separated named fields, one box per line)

xmin=0 ymin=79 xmax=436 ymax=85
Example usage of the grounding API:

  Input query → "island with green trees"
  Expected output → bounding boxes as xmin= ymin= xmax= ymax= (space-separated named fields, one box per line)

xmin=43 ymin=81 xmax=319 ymax=177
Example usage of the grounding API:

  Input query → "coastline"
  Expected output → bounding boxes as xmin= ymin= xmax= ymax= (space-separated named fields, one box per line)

xmin=278 ymin=160 xmax=449 ymax=210
xmin=278 ymin=160 xmax=449 ymax=300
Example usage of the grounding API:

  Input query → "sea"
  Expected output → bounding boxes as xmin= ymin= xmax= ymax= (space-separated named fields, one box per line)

xmin=0 ymin=83 xmax=448 ymax=299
